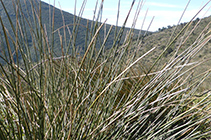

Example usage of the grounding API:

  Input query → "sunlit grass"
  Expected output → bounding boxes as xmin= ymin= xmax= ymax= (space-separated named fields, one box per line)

xmin=1 ymin=0 xmax=211 ymax=139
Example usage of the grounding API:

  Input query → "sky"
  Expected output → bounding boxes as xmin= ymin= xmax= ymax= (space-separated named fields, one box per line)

xmin=41 ymin=0 xmax=211 ymax=31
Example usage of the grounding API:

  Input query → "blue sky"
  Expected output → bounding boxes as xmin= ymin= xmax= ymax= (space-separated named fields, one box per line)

xmin=41 ymin=0 xmax=211 ymax=31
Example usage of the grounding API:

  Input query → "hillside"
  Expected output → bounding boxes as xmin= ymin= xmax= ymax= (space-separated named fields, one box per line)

xmin=137 ymin=15 xmax=211 ymax=89
xmin=0 ymin=0 xmax=145 ymax=63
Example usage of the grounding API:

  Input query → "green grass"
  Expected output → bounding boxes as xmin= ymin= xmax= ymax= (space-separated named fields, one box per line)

xmin=1 ymin=0 xmax=211 ymax=139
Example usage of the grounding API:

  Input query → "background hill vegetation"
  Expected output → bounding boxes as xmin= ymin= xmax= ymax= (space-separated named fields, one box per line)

xmin=139 ymin=15 xmax=211 ymax=89
xmin=0 ymin=0 xmax=144 ymax=64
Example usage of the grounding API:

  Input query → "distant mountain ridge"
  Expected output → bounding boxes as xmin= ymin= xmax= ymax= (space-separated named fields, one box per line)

xmin=0 ymin=0 xmax=146 ymax=63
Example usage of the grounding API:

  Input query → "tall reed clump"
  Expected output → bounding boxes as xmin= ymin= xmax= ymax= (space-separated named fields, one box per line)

xmin=1 ymin=0 xmax=211 ymax=139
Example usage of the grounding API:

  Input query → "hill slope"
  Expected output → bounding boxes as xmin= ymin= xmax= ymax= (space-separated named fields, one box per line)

xmin=137 ymin=15 xmax=211 ymax=89
xmin=0 ymin=0 xmax=145 ymax=63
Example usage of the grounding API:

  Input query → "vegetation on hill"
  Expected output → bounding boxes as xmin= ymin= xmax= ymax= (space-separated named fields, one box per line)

xmin=1 ymin=0 xmax=211 ymax=139
xmin=139 ymin=15 xmax=211 ymax=89
xmin=0 ymin=0 xmax=144 ymax=64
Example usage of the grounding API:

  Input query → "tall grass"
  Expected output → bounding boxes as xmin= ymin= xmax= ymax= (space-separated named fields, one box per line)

xmin=1 ymin=0 xmax=211 ymax=139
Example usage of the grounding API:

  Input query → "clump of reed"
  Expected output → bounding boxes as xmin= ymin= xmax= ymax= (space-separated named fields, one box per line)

xmin=1 ymin=0 xmax=211 ymax=139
